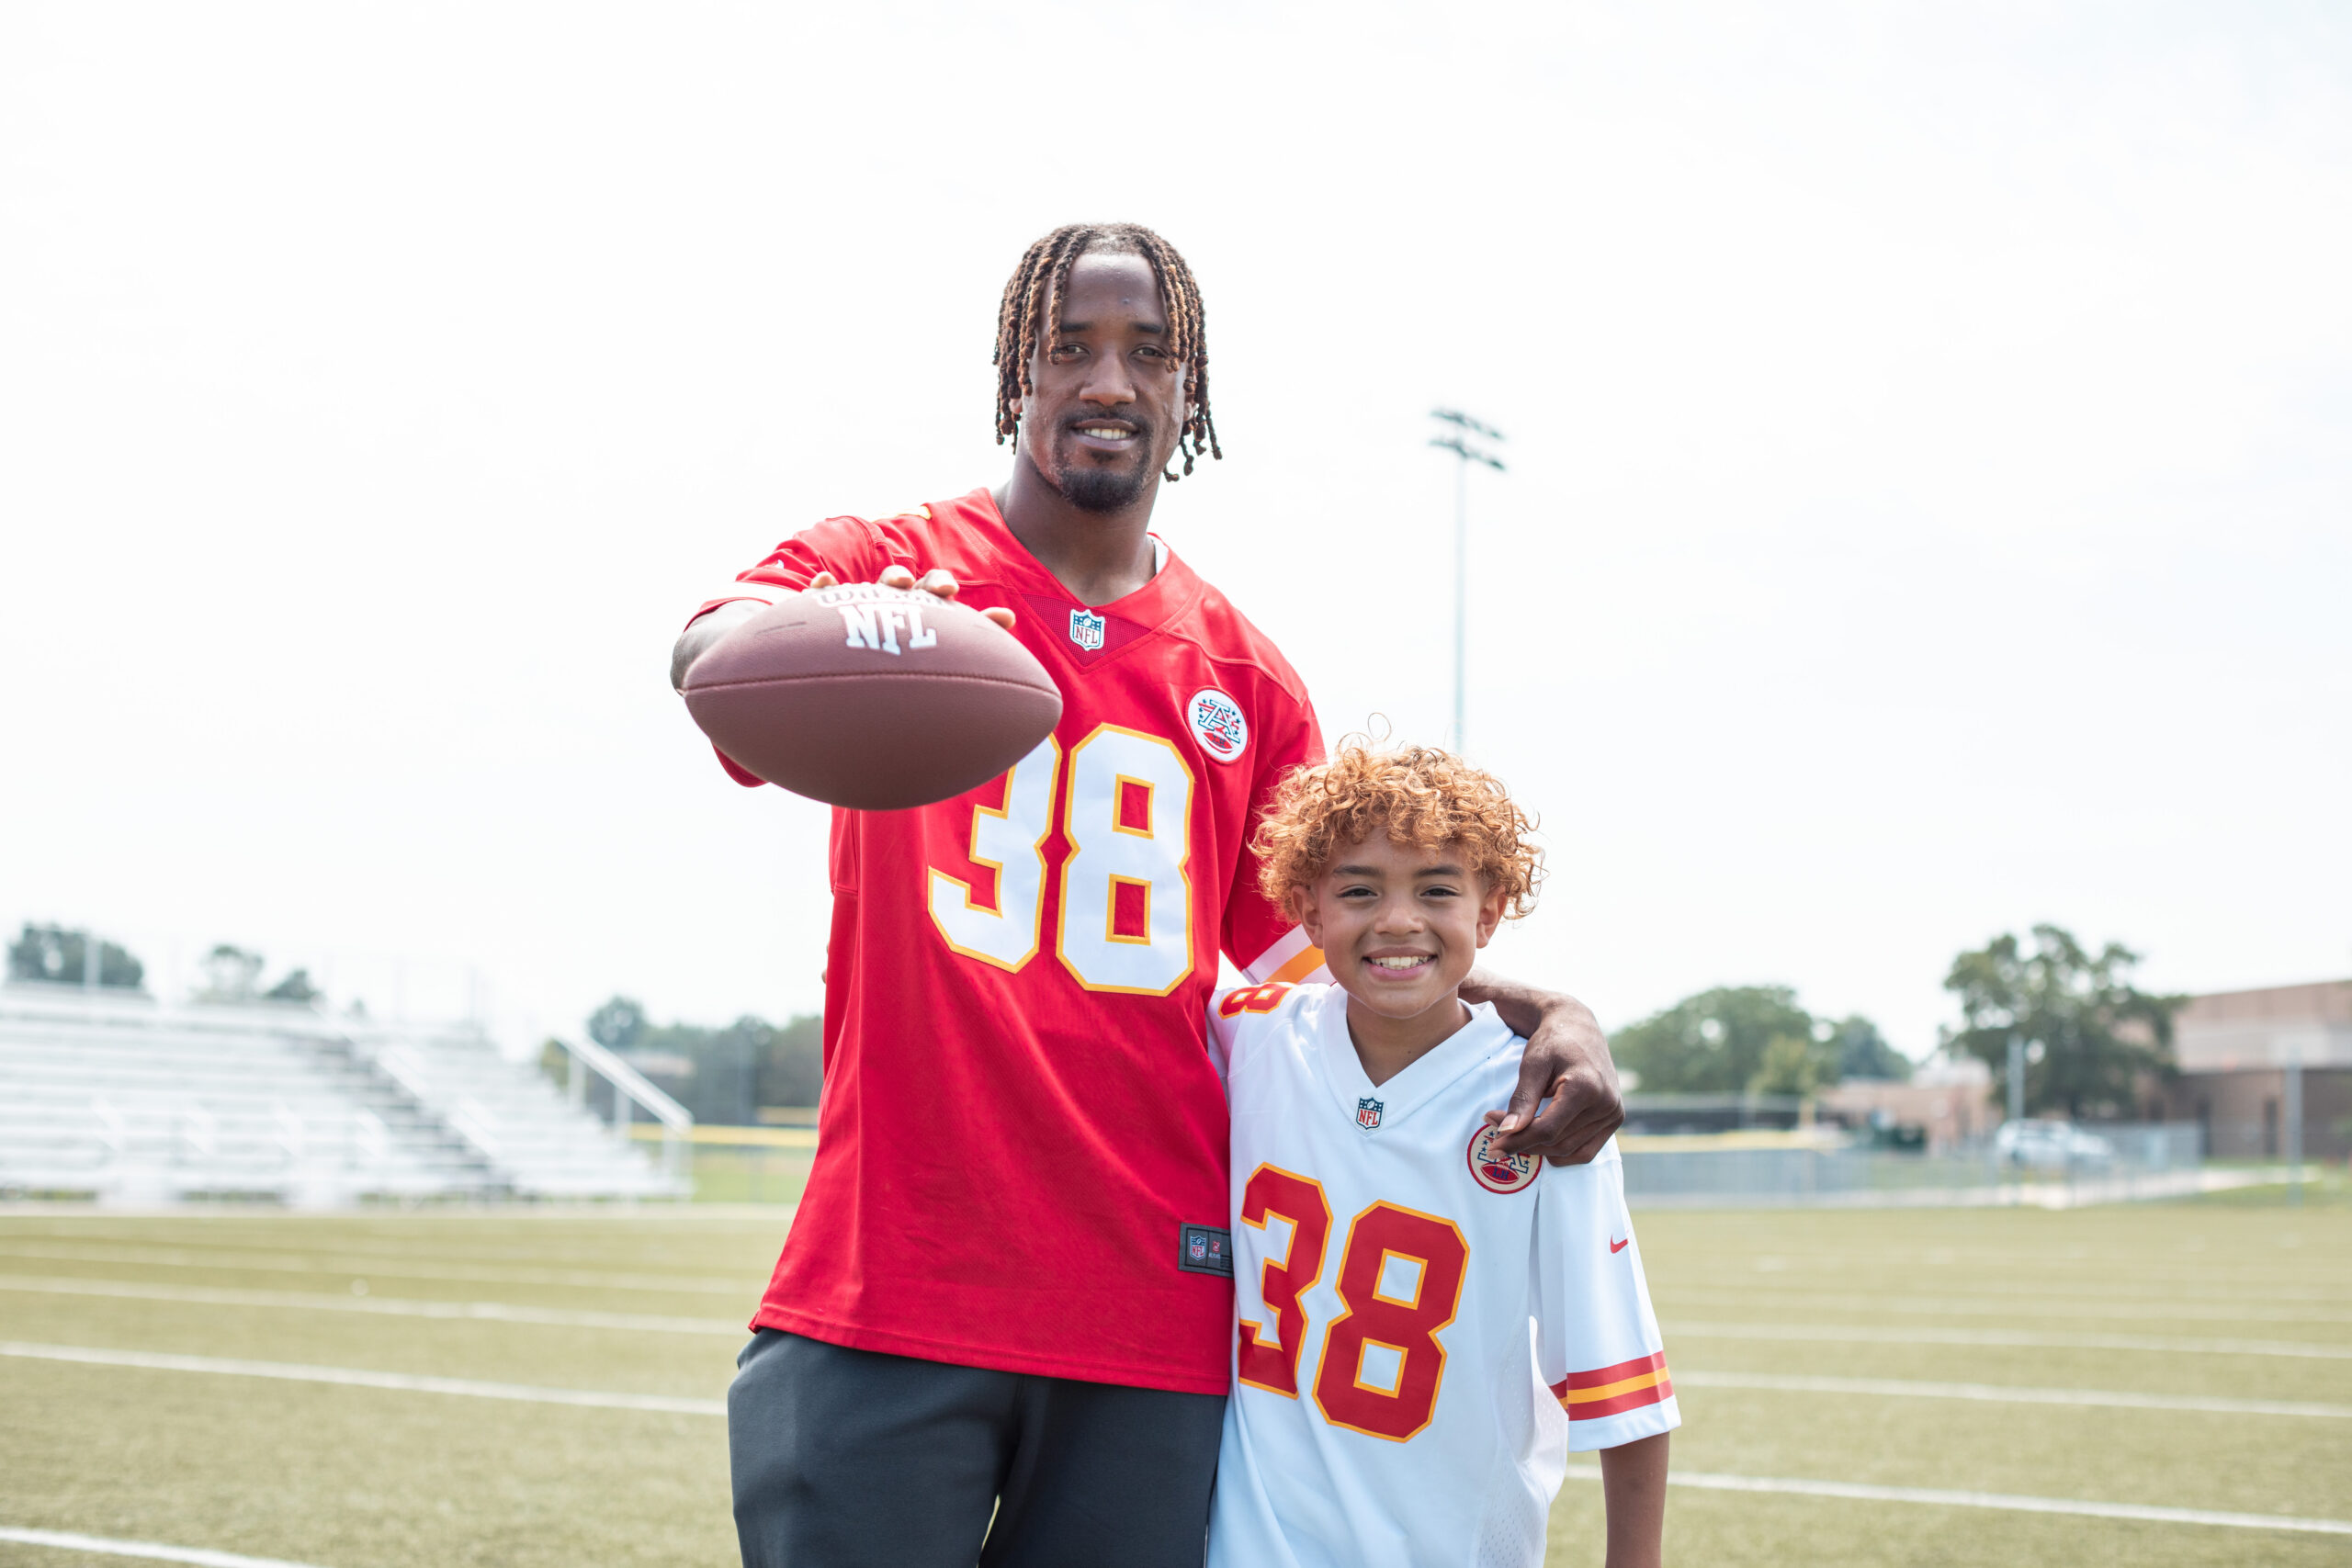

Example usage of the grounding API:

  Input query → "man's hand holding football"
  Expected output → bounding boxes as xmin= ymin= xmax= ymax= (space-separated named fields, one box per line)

xmin=669 ymin=566 xmax=1014 ymax=692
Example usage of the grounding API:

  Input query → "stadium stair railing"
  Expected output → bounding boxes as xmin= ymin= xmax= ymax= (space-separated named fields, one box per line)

xmin=543 ymin=1032 xmax=694 ymax=1186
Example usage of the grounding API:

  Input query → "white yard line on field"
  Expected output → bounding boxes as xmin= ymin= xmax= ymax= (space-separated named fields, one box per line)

xmin=1662 ymin=1289 xmax=2352 ymax=1326
xmin=13 ymin=1342 xmax=2346 ymax=1538
xmin=1674 ymin=1369 xmax=2352 ymax=1419
xmin=6 ymin=1279 xmax=2335 ymax=1420
xmin=0 ymin=1274 xmax=746 ymax=1336
xmin=0 ymin=1341 xmax=728 ymax=1416
xmin=1561 ymin=1466 xmax=2352 ymax=1537
xmin=0 ymin=1526 xmax=332 ymax=1567
xmin=1668 ymin=1318 xmax=2352 ymax=1360
xmin=0 ymin=1241 xmax=750 ymax=1294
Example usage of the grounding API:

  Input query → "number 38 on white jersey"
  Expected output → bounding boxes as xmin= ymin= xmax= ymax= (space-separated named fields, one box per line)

xmin=1205 ymin=983 xmax=1679 ymax=1568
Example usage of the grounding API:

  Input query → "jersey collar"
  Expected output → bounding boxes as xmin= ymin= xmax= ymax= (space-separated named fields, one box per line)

xmin=956 ymin=487 xmax=1204 ymax=637
xmin=1311 ymin=987 xmax=1520 ymax=1134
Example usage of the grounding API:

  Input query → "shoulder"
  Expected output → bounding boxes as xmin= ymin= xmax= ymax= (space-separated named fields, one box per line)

xmin=1207 ymin=980 xmax=1327 ymax=1070
xmin=1213 ymin=978 xmax=1322 ymax=1024
xmin=1456 ymin=1010 xmax=1623 ymax=1176
xmin=1459 ymin=1005 xmax=1534 ymax=1094
xmin=811 ymin=492 xmax=1004 ymax=571
xmin=874 ymin=494 xmax=1000 ymax=563
xmin=1162 ymin=561 xmax=1313 ymax=716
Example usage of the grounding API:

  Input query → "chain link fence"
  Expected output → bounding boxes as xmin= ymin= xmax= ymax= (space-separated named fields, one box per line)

xmin=1620 ymin=1122 xmax=2218 ymax=1208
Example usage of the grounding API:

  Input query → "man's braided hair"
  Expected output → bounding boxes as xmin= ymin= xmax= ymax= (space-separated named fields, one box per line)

xmin=991 ymin=222 xmax=1222 ymax=479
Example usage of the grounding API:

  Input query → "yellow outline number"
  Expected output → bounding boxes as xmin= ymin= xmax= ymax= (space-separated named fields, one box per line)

xmin=1057 ymin=726 xmax=1195 ymax=995
xmin=925 ymin=736 xmax=1059 ymax=971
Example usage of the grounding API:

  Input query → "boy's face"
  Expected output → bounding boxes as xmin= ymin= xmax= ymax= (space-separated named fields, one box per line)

xmin=1296 ymin=831 xmax=1509 ymax=1023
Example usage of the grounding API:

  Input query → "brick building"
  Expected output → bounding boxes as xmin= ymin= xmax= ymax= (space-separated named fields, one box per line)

xmin=1817 ymin=1052 xmax=1996 ymax=1154
xmin=2154 ymin=978 xmax=2352 ymax=1160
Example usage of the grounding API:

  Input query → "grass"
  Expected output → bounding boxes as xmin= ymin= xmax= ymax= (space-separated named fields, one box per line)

xmin=2187 ymin=1161 xmax=2352 ymax=1209
xmin=0 ymin=1196 xmax=2345 ymax=1568
xmin=675 ymin=1146 xmax=816 ymax=1205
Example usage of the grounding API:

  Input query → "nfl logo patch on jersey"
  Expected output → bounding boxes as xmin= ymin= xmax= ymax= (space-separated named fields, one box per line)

xmin=1069 ymin=608 xmax=1106 ymax=651
xmin=1466 ymin=1123 xmax=1540 ymax=1194
xmin=1356 ymin=1096 xmax=1384 ymax=1132
xmin=1177 ymin=1223 xmax=1233 ymax=1277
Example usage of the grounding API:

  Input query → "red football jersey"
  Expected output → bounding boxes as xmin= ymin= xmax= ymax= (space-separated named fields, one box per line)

xmin=694 ymin=489 xmax=1326 ymax=1394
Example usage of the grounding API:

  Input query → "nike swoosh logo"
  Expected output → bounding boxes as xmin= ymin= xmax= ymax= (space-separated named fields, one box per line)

xmin=1609 ymin=1236 xmax=1630 ymax=1254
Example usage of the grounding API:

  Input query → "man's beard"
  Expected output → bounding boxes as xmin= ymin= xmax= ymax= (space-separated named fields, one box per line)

xmin=1047 ymin=420 xmax=1158 ymax=513
xmin=1058 ymin=460 xmax=1154 ymax=513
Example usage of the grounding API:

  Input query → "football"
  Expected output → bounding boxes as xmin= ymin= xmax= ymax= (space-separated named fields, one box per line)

xmin=680 ymin=582 xmax=1061 ymax=810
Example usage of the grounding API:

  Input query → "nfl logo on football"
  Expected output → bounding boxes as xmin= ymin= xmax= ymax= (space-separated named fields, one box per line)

xmin=1069 ymin=608 xmax=1106 ymax=651
xmin=1356 ymin=1096 xmax=1384 ymax=1132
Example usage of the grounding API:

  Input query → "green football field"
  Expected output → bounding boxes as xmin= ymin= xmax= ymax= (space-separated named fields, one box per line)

xmin=1 ymin=1185 xmax=2346 ymax=1567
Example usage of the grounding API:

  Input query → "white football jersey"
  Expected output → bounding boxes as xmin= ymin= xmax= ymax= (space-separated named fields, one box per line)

xmin=1205 ymin=982 xmax=1678 ymax=1568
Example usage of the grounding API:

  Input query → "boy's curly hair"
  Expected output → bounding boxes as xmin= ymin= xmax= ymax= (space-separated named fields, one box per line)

xmin=1252 ymin=741 xmax=1544 ymax=920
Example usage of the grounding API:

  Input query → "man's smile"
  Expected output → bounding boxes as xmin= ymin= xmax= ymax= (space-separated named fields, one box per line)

xmin=1068 ymin=418 xmax=1145 ymax=451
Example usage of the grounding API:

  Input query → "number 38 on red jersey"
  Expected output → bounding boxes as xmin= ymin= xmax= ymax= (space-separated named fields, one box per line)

xmin=927 ymin=727 xmax=1200 ymax=995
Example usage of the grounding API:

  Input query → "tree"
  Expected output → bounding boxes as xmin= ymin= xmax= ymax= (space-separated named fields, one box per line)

xmin=1749 ymin=1033 xmax=1827 ymax=1097
xmin=1611 ymin=986 xmax=1818 ymax=1094
xmin=1827 ymin=1015 xmax=1910 ymax=1082
xmin=264 ymin=968 xmax=321 ymax=1004
xmin=198 ymin=944 xmax=265 ymax=1002
xmin=1613 ymin=987 xmax=1907 ymax=1094
xmin=1942 ymin=924 xmax=2180 ymax=1120
xmin=758 ymin=1013 xmax=824 ymax=1109
xmin=553 ymin=997 xmax=825 ymax=1124
xmin=587 ymin=996 xmax=647 ymax=1054
xmin=538 ymin=1037 xmax=571 ymax=1088
xmin=7 ymin=923 xmax=144 ymax=989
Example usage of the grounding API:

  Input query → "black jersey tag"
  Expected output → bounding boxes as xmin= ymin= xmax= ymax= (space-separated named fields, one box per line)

xmin=1178 ymin=1223 xmax=1234 ymax=1278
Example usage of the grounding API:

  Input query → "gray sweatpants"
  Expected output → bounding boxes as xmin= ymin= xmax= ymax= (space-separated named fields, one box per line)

xmin=727 ymin=1328 xmax=1226 ymax=1568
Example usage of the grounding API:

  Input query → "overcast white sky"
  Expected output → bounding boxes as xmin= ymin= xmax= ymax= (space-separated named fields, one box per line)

xmin=5 ymin=2 xmax=2346 ymax=1059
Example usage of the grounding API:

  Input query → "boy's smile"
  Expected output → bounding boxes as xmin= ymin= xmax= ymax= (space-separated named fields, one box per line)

xmin=1299 ymin=831 xmax=1509 ymax=1084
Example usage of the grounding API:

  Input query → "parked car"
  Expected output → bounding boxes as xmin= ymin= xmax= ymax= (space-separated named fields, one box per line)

xmin=1995 ymin=1118 xmax=2115 ymax=1169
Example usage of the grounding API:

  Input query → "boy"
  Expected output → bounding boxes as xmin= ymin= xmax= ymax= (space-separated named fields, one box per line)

xmin=1206 ymin=745 xmax=1675 ymax=1568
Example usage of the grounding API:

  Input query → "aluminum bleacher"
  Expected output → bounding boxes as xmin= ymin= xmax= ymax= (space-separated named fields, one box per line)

xmin=0 ymin=983 xmax=687 ymax=1204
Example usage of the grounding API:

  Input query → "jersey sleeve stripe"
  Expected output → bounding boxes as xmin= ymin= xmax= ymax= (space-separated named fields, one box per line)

xmin=1555 ymin=1349 xmax=1668 ymax=1391
xmin=1550 ymin=1353 xmax=1673 ymax=1419
xmin=1555 ymin=1368 xmax=1667 ymax=1404
xmin=1239 ymin=925 xmax=1311 ymax=984
xmin=1558 ymin=1377 xmax=1675 ymax=1420
xmin=1264 ymin=945 xmax=1327 ymax=986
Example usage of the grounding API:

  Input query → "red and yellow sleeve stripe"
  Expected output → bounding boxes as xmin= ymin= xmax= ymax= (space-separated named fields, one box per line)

xmin=1241 ymin=925 xmax=1327 ymax=987
xmin=1552 ymin=1350 xmax=1673 ymax=1421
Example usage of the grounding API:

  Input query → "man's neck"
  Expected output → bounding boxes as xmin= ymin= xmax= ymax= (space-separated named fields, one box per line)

xmin=992 ymin=456 xmax=1160 ymax=608
xmin=1345 ymin=991 xmax=1474 ymax=1089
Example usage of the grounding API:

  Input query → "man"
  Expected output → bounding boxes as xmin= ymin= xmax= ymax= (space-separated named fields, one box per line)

xmin=673 ymin=222 xmax=1623 ymax=1568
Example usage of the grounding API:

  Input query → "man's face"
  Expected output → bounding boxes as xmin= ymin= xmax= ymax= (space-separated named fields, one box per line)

xmin=1296 ymin=832 xmax=1507 ymax=1024
xmin=1015 ymin=249 xmax=1190 ymax=512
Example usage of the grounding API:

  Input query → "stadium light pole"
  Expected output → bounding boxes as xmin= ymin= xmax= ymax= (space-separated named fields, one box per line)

xmin=1429 ymin=409 xmax=1506 ymax=755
